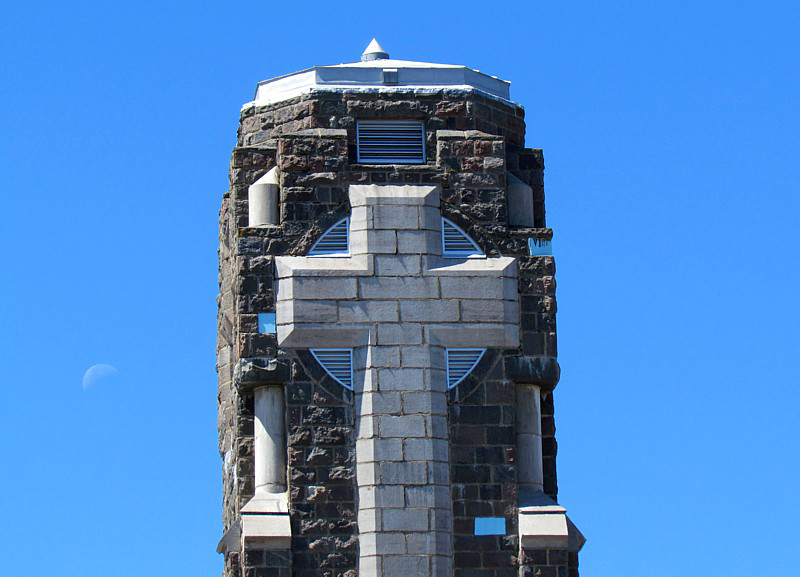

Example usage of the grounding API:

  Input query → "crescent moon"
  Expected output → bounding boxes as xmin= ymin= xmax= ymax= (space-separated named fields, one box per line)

xmin=82 ymin=364 xmax=118 ymax=391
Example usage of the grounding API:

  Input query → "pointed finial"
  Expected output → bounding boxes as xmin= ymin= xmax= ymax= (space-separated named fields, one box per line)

xmin=362 ymin=38 xmax=389 ymax=61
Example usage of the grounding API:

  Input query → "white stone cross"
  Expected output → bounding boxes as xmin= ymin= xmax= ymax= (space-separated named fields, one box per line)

xmin=275 ymin=184 xmax=519 ymax=577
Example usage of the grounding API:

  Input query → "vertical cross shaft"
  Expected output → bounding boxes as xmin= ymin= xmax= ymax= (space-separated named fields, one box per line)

xmin=354 ymin=343 xmax=452 ymax=577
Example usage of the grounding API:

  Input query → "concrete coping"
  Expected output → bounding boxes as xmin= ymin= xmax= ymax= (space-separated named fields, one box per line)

xmin=251 ymin=166 xmax=279 ymax=186
xmin=435 ymin=129 xmax=504 ymax=140
xmin=349 ymin=184 xmax=440 ymax=207
xmin=217 ymin=520 xmax=241 ymax=554
xmin=241 ymin=489 xmax=290 ymax=514
xmin=240 ymin=514 xmax=292 ymax=549
xmin=275 ymin=255 xmax=373 ymax=279
xmin=518 ymin=491 xmax=586 ymax=553
xmin=249 ymin=61 xmax=515 ymax=107
xmin=423 ymin=255 xmax=517 ymax=277
xmin=238 ymin=489 xmax=292 ymax=548
xmin=279 ymin=128 xmax=348 ymax=138
xmin=346 ymin=163 xmax=438 ymax=172
xmin=510 ymin=228 xmax=553 ymax=240
xmin=233 ymin=142 xmax=278 ymax=152
xmin=237 ymin=225 xmax=282 ymax=238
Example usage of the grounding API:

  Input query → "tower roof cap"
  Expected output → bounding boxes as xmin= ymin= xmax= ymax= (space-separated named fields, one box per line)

xmin=249 ymin=48 xmax=517 ymax=108
xmin=362 ymin=38 xmax=389 ymax=61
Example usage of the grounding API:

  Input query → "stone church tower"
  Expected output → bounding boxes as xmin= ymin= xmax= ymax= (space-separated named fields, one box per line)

xmin=217 ymin=40 xmax=585 ymax=577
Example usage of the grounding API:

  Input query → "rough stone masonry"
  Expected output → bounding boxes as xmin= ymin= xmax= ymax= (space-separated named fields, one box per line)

xmin=217 ymin=43 xmax=584 ymax=577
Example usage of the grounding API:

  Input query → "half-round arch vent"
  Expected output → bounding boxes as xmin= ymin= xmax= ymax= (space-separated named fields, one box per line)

xmin=308 ymin=218 xmax=349 ymax=256
xmin=446 ymin=348 xmax=486 ymax=388
xmin=310 ymin=349 xmax=353 ymax=389
xmin=442 ymin=218 xmax=483 ymax=257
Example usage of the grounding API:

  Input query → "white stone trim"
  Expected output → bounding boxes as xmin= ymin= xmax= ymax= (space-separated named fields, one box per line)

xmin=248 ymin=60 xmax=516 ymax=108
xmin=271 ymin=183 xmax=525 ymax=577
xmin=516 ymin=384 xmax=543 ymax=493
xmin=518 ymin=508 xmax=569 ymax=550
xmin=240 ymin=514 xmax=291 ymax=548
xmin=239 ymin=385 xmax=292 ymax=548
xmin=248 ymin=167 xmax=279 ymax=226
xmin=253 ymin=386 xmax=286 ymax=493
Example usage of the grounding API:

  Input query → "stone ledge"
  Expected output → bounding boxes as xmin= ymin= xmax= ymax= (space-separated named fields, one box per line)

xmin=509 ymin=228 xmax=553 ymax=240
xmin=347 ymin=163 xmax=438 ymax=172
xmin=216 ymin=520 xmax=241 ymax=554
xmin=280 ymin=128 xmax=348 ymax=138
xmin=241 ymin=514 xmax=292 ymax=549
xmin=217 ymin=513 xmax=293 ymax=554
xmin=349 ymin=183 xmax=440 ymax=207
xmin=423 ymin=255 xmax=517 ymax=277
xmin=237 ymin=225 xmax=283 ymax=238
xmin=436 ymin=129 xmax=503 ymax=140
xmin=233 ymin=142 xmax=279 ymax=152
xmin=242 ymin=489 xmax=290 ymax=514
xmin=277 ymin=323 xmax=371 ymax=349
xmin=519 ymin=491 xmax=585 ymax=553
xmin=505 ymin=356 xmax=560 ymax=390
xmin=275 ymin=255 xmax=373 ymax=278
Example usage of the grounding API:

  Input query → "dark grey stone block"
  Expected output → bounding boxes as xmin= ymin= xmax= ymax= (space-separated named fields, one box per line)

xmin=504 ymin=355 xmax=561 ymax=390
xmin=235 ymin=357 xmax=291 ymax=389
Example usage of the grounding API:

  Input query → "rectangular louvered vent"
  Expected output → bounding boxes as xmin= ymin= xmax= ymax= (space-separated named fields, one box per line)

xmin=308 ymin=218 xmax=349 ymax=256
xmin=310 ymin=349 xmax=353 ymax=389
xmin=446 ymin=348 xmax=486 ymax=388
xmin=442 ymin=218 xmax=483 ymax=257
xmin=357 ymin=120 xmax=425 ymax=164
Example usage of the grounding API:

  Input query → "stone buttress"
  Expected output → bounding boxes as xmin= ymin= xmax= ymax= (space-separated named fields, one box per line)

xmin=217 ymin=43 xmax=585 ymax=577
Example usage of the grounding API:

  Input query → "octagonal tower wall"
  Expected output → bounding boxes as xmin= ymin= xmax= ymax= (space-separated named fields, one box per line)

xmin=217 ymin=76 xmax=575 ymax=577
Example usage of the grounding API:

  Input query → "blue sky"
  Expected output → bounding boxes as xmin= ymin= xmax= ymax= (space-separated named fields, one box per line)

xmin=1 ymin=1 xmax=798 ymax=575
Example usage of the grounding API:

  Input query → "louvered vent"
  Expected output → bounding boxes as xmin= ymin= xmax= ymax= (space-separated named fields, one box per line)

xmin=446 ymin=349 xmax=486 ymax=388
xmin=357 ymin=120 xmax=426 ymax=164
xmin=308 ymin=218 xmax=349 ymax=256
xmin=442 ymin=218 xmax=483 ymax=257
xmin=310 ymin=349 xmax=354 ymax=389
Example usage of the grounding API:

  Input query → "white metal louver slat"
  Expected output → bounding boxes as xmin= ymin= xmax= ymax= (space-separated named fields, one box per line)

xmin=441 ymin=218 xmax=483 ymax=257
xmin=308 ymin=218 xmax=349 ymax=256
xmin=446 ymin=349 xmax=486 ymax=388
xmin=357 ymin=120 xmax=425 ymax=164
xmin=310 ymin=349 xmax=354 ymax=389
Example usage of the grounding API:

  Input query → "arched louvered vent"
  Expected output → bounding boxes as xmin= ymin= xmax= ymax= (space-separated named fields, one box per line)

xmin=357 ymin=120 xmax=426 ymax=164
xmin=308 ymin=218 xmax=349 ymax=256
xmin=446 ymin=348 xmax=486 ymax=389
xmin=441 ymin=218 xmax=483 ymax=257
xmin=310 ymin=349 xmax=354 ymax=389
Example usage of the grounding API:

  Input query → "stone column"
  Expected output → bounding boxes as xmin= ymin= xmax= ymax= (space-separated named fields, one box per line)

xmin=248 ymin=167 xmax=279 ymax=226
xmin=239 ymin=384 xmax=291 ymax=547
xmin=254 ymin=385 xmax=287 ymax=493
xmin=517 ymin=386 xmax=577 ymax=553
xmin=516 ymin=384 xmax=543 ymax=494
